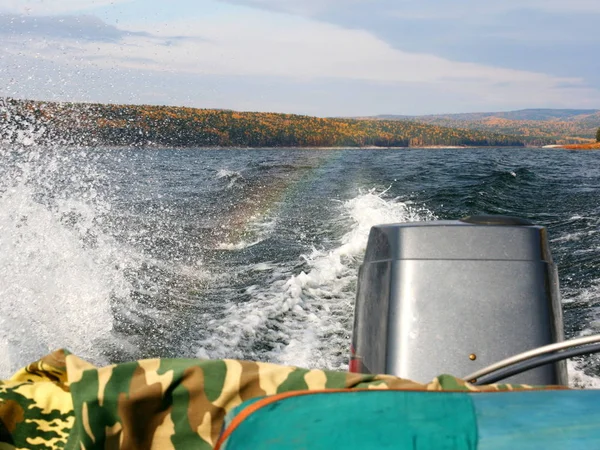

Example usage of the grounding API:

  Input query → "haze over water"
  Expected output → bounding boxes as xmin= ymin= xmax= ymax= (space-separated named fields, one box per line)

xmin=1 ymin=145 xmax=599 ymax=387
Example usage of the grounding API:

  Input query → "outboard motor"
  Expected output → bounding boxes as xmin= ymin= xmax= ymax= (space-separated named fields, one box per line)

xmin=350 ymin=215 xmax=567 ymax=385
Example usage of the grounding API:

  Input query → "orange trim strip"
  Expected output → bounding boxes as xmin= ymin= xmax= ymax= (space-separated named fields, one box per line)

xmin=214 ymin=390 xmax=335 ymax=449
xmin=213 ymin=386 xmax=569 ymax=449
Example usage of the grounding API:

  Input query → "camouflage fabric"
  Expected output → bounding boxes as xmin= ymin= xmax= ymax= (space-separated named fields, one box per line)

xmin=0 ymin=350 xmax=566 ymax=450
xmin=0 ymin=350 xmax=73 ymax=450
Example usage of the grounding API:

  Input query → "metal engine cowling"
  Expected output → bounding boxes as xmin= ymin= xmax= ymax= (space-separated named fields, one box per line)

xmin=350 ymin=215 xmax=567 ymax=385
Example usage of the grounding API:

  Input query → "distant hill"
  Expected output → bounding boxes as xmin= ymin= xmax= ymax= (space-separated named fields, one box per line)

xmin=376 ymin=109 xmax=600 ymax=121
xmin=367 ymin=109 xmax=600 ymax=145
xmin=0 ymin=98 xmax=525 ymax=148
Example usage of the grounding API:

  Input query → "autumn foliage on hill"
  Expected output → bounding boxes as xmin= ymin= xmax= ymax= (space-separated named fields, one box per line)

xmin=0 ymin=98 xmax=525 ymax=148
xmin=562 ymin=143 xmax=600 ymax=150
xmin=372 ymin=110 xmax=600 ymax=146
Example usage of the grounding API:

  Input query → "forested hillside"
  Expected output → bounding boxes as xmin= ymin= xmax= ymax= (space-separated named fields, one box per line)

xmin=370 ymin=109 xmax=600 ymax=145
xmin=0 ymin=98 xmax=525 ymax=148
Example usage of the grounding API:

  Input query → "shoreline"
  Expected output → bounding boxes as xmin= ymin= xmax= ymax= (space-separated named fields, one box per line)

xmin=4 ymin=143 xmax=523 ymax=150
xmin=560 ymin=143 xmax=600 ymax=150
xmin=0 ymin=141 xmax=526 ymax=151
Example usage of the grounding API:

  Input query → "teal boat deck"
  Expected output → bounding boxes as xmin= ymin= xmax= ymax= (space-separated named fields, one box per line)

xmin=218 ymin=390 xmax=600 ymax=449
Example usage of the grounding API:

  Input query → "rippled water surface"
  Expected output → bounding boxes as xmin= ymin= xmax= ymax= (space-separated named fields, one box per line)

xmin=1 ymin=146 xmax=599 ymax=385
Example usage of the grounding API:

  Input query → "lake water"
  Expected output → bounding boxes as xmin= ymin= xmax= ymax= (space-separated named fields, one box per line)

xmin=1 ymin=146 xmax=599 ymax=386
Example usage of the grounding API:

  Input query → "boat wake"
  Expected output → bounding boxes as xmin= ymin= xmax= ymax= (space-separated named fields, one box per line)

xmin=1 ymin=144 xmax=599 ymax=389
xmin=196 ymin=190 xmax=436 ymax=371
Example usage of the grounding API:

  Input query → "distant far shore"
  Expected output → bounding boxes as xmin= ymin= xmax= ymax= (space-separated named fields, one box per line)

xmin=43 ymin=144 xmax=508 ymax=150
xmin=297 ymin=145 xmax=475 ymax=149
xmin=556 ymin=143 xmax=600 ymax=150
xmin=0 ymin=97 xmax=526 ymax=149
xmin=6 ymin=144 xmax=560 ymax=150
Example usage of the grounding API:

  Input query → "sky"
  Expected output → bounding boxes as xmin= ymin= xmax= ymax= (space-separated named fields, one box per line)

xmin=0 ymin=0 xmax=599 ymax=116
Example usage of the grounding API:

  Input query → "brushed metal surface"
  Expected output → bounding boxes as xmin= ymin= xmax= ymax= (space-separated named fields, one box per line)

xmin=352 ymin=219 xmax=566 ymax=385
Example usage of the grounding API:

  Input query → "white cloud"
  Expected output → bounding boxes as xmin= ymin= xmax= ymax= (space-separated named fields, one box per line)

xmin=220 ymin=0 xmax=600 ymax=22
xmin=0 ymin=0 xmax=131 ymax=15
xmin=54 ymin=12 xmax=588 ymax=82
xmin=2 ymin=5 xmax=599 ymax=111
xmin=217 ymin=0 xmax=375 ymax=16
xmin=391 ymin=0 xmax=600 ymax=20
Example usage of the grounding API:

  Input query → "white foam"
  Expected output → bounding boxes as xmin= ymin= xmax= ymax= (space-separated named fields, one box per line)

xmin=0 ymin=183 xmax=131 ymax=377
xmin=562 ymin=278 xmax=600 ymax=386
xmin=215 ymin=240 xmax=263 ymax=250
xmin=563 ymin=281 xmax=600 ymax=305
xmin=568 ymin=360 xmax=600 ymax=389
xmin=551 ymin=229 xmax=598 ymax=243
xmin=216 ymin=168 xmax=244 ymax=189
xmin=216 ymin=169 xmax=240 ymax=179
xmin=196 ymin=189 xmax=436 ymax=370
xmin=215 ymin=216 xmax=276 ymax=251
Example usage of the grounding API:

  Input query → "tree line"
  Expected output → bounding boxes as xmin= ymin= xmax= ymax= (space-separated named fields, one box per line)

xmin=0 ymin=98 xmax=526 ymax=148
xmin=373 ymin=113 xmax=600 ymax=145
